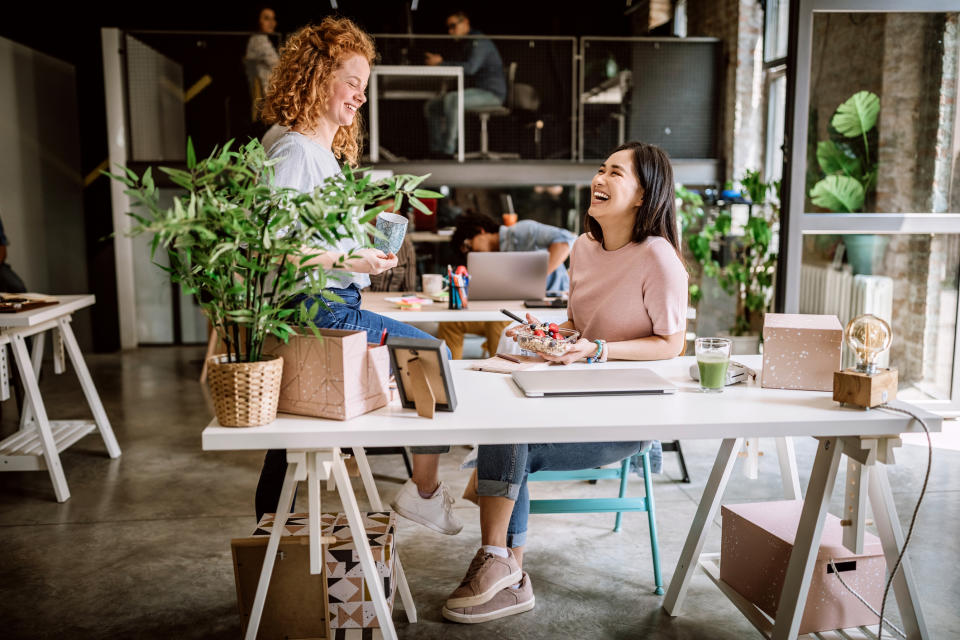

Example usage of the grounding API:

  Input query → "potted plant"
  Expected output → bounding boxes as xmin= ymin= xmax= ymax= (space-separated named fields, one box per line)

xmin=109 ymin=138 xmax=439 ymax=426
xmin=685 ymin=170 xmax=779 ymax=353
xmin=808 ymin=90 xmax=884 ymax=274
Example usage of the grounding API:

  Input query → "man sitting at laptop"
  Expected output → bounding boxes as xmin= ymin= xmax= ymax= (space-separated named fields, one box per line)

xmin=439 ymin=212 xmax=575 ymax=359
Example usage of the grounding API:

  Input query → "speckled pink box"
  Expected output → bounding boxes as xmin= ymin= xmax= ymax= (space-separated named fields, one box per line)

xmin=721 ymin=501 xmax=885 ymax=634
xmin=762 ymin=313 xmax=843 ymax=391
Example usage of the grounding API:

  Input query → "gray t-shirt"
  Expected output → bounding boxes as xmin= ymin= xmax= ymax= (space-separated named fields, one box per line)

xmin=269 ymin=132 xmax=369 ymax=289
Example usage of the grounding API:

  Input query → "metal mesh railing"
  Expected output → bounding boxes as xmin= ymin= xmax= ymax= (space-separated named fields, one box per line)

xmin=579 ymin=37 xmax=722 ymax=161
xmin=370 ymin=35 xmax=576 ymax=161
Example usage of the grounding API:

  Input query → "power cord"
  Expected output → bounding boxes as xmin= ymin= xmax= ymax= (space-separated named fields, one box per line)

xmin=827 ymin=404 xmax=932 ymax=640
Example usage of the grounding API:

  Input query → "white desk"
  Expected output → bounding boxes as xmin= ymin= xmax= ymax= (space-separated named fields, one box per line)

xmin=369 ymin=65 xmax=465 ymax=163
xmin=360 ymin=290 xmax=568 ymax=324
xmin=0 ymin=295 xmax=121 ymax=501
xmin=203 ymin=356 xmax=940 ymax=640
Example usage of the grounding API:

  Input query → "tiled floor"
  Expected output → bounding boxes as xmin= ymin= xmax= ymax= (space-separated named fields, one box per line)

xmin=0 ymin=346 xmax=957 ymax=639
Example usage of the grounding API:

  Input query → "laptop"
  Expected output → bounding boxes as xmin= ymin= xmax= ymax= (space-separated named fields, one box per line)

xmin=467 ymin=251 xmax=549 ymax=300
xmin=511 ymin=368 xmax=678 ymax=397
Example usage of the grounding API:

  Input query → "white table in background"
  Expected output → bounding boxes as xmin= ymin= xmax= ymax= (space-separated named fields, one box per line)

xmin=203 ymin=356 xmax=939 ymax=640
xmin=369 ymin=65 xmax=464 ymax=163
xmin=0 ymin=295 xmax=121 ymax=502
xmin=360 ymin=290 xmax=568 ymax=324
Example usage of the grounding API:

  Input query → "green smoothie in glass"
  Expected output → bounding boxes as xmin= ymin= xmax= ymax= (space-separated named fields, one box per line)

xmin=694 ymin=337 xmax=732 ymax=393
xmin=697 ymin=353 xmax=729 ymax=390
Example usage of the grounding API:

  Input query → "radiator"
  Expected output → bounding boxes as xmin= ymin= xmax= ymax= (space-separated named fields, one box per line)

xmin=799 ymin=265 xmax=893 ymax=369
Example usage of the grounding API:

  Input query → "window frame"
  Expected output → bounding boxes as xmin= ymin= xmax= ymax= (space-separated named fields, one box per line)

xmin=780 ymin=0 xmax=960 ymax=414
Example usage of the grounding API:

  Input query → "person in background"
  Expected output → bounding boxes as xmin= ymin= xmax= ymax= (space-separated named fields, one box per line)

xmin=244 ymin=7 xmax=280 ymax=123
xmin=442 ymin=142 xmax=687 ymax=623
xmin=423 ymin=11 xmax=505 ymax=158
xmin=438 ymin=212 xmax=575 ymax=359
xmin=254 ymin=18 xmax=460 ymax=537
xmin=0 ymin=215 xmax=26 ymax=294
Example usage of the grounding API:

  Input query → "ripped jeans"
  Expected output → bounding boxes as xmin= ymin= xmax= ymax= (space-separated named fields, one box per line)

xmin=255 ymin=285 xmax=449 ymax=520
xmin=477 ymin=441 xmax=647 ymax=547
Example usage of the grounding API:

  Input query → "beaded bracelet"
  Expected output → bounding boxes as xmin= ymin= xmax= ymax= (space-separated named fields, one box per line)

xmin=586 ymin=339 xmax=606 ymax=364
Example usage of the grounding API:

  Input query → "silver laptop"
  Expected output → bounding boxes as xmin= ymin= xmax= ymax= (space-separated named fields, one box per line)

xmin=467 ymin=251 xmax=548 ymax=300
xmin=512 ymin=368 xmax=678 ymax=397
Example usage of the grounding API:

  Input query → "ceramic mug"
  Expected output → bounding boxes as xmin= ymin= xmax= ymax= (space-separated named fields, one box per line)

xmin=422 ymin=273 xmax=444 ymax=295
xmin=374 ymin=212 xmax=408 ymax=255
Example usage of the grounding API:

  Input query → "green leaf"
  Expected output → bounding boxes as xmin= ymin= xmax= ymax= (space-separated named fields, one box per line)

xmin=809 ymin=175 xmax=865 ymax=212
xmin=831 ymin=91 xmax=879 ymax=138
xmin=187 ymin=137 xmax=197 ymax=169
xmin=409 ymin=197 xmax=432 ymax=216
xmin=412 ymin=189 xmax=443 ymax=198
xmin=815 ymin=140 xmax=860 ymax=177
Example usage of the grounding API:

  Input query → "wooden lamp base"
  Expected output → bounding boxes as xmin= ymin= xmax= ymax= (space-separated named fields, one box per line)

xmin=833 ymin=367 xmax=898 ymax=409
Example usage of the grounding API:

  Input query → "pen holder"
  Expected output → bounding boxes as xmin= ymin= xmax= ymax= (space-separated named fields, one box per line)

xmin=447 ymin=275 xmax=469 ymax=310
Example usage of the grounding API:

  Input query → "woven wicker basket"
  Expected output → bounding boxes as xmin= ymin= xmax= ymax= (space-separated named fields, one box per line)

xmin=207 ymin=354 xmax=284 ymax=427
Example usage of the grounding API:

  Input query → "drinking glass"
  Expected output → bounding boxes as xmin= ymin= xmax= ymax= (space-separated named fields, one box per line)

xmin=695 ymin=337 xmax=732 ymax=393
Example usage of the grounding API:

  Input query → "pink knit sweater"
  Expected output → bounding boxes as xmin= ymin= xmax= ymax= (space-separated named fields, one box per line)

xmin=567 ymin=234 xmax=688 ymax=343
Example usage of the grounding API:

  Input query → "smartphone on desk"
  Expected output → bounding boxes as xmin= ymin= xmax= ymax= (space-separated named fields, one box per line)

xmin=524 ymin=298 xmax=567 ymax=309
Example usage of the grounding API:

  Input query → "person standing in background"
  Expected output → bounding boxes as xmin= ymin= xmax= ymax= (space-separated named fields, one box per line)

xmin=423 ymin=11 xmax=505 ymax=158
xmin=244 ymin=7 xmax=280 ymax=123
xmin=0 ymin=215 xmax=26 ymax=294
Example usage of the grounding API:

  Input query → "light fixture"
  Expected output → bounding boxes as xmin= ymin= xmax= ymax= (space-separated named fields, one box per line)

xmin=833 ymin=314 xmax=898 ymax=409
xmin=845 ymin=314 xmax=892 ymax=375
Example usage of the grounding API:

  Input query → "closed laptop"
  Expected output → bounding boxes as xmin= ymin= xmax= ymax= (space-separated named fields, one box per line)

xmin=511 ymin=368 xmax=678 ymax=397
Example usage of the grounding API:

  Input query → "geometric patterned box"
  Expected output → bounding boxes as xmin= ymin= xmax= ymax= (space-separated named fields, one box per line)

xmin=254 ymin=511 xmax=397 ymax=631
xmin=263 ymin=330 xmax=391 ymax=421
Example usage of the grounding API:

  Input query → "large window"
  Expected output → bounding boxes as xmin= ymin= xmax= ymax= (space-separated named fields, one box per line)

xmin=783 ymin=1 xmax=960 ymax=414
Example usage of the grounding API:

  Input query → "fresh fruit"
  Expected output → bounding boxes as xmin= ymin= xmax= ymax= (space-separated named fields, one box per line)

xmin=533 ymin=329 xmax=546 ymax=337
xmin=548 ymin=323 xmax=559 ymax=333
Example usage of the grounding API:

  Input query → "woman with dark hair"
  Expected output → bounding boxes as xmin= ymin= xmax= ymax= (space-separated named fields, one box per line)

xmin=254 ymin=18 xmax=461 ymax=538
xmin=442 ymin=142 xmax=688 ymax=624
xmin=244 ymin=8 xmax=279 ymax=123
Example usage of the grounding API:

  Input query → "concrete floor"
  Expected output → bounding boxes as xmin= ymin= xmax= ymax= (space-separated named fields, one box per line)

xmin=1 ymin=346 xmax=958 ymax=639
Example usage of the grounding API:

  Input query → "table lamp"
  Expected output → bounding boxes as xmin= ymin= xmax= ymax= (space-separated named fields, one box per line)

xmin=832 ymin=314 xmax=898 ymax=409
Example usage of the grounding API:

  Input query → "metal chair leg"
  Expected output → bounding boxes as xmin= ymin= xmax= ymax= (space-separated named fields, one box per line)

xmin=614 ymin=457 xmax=630 ymax=532
xmin=641 ymin=450 xmax=664 ymax=595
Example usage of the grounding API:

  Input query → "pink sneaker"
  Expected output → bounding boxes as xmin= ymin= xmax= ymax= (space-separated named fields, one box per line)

xmin=443 ymin=572 xmax=535 ymax=624
xmin=445 ymin=548 xmax=523 ymax=609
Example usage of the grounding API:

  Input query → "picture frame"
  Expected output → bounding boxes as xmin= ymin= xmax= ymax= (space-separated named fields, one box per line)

xmin=387 ymin=337 xmax=458 ymax=415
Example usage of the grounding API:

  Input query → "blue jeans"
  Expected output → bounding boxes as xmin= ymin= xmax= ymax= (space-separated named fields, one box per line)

xmin=477 ymin=441 xmax=646 ymax=547
xmin=424 ymin=88 xmax=503 ymax=154
xmin=255 ymin=285 xmax=449 ymax=520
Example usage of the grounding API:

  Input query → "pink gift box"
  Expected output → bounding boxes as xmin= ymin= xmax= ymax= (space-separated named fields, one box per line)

xmin=762 ymin=313 xmax=843 ymax=392
xmin=721 ymin=500 xmax=886 ymax=634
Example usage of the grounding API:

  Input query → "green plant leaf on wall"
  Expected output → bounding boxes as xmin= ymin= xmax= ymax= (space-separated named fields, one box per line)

xmin=815 ymin=140 xmax=860 ymax=177
xmin=831 ymin=91 xmax=879 ymax=138
xmin=810 ymin=175 xmax=865 ymax=212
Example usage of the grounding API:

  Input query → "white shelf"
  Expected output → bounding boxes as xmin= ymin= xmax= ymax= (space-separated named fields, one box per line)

xmin=697 ymin=553 xmax=882 ymax=640
xmin=0 ymin=420 xmax=98 ymax=471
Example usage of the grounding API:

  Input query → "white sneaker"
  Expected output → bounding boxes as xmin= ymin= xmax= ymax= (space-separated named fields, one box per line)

xmin=390 ymin=479 xmax=463 ymax=535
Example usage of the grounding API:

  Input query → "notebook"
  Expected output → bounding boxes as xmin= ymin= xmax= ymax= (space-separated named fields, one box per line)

xmin=511 ymin=368 xmax=678 ymax=397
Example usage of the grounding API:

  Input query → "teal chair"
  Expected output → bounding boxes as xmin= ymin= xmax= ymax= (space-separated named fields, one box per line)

xmin=527 ymin=444 xmax=664 ymax=594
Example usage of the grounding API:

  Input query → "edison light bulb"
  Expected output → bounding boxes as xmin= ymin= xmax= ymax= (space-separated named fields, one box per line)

xmin=845 ymin=314 xmax=892 ymax=375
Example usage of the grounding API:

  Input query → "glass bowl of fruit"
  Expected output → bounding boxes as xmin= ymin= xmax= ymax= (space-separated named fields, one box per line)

xmin=515 ymin=322 xmax=580 ymax=357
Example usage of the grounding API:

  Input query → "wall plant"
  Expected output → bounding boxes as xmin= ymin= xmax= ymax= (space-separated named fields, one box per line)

xmin=108 ymin=138 xmax=439 ymax=363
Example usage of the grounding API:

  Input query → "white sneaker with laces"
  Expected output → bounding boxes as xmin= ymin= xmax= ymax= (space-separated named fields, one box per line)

xmin=390 ymin=479 xmax=463 ymax=535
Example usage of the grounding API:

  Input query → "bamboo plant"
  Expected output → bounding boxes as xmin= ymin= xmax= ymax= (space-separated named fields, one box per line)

xmin=108 ymin=138 xmax=440 ymax=363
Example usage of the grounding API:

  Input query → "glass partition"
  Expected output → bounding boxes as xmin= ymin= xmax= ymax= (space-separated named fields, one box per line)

xmin=370 ymin=35 xmax=576 ymax=161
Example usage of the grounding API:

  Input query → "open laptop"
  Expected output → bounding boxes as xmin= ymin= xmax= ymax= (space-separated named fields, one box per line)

xmin=511 ymin=368 xmax=678 ymax=397
xmin=467 ymin=251 xmax=549 ymax=301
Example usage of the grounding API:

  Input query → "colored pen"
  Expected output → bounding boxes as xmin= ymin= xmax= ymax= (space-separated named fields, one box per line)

xmin=379 ymin=328 xmax=389 ymax=345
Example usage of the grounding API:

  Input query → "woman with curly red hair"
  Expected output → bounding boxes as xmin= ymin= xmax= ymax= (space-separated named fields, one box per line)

xmin=254 ymin=18 xmax=462 ymax=538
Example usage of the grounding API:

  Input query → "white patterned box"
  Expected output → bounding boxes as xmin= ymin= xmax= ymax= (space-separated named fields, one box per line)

xmin=761 ymin=313 xmax=842 ymax=392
